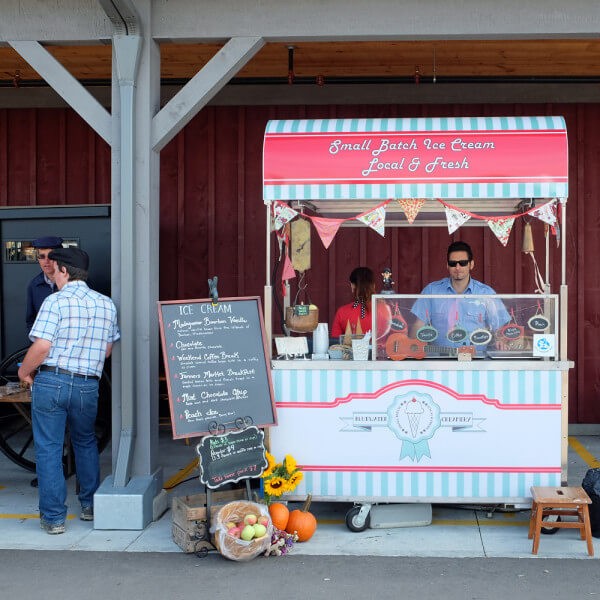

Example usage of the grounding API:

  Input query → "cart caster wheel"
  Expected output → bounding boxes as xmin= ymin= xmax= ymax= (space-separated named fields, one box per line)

xmin=345 ymin=506 xmax=370 ymax=532
xmin=541 ymin=514 xmax=561 ymax=534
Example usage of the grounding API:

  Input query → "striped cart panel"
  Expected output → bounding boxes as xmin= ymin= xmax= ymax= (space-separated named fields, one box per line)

xmin=271 ymin=368 xmax=562 ymax=502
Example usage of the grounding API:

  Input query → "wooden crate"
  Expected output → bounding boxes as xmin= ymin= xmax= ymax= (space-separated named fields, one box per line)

xmin=171 ymin=489 xmax=248 ymax=554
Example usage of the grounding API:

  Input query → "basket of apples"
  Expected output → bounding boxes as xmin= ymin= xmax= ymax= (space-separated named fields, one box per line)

xmin=214 ymin=500 xmax=273 ymax=561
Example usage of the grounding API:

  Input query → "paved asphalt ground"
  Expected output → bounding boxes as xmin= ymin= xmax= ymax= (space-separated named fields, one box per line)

xmin=2 ymin=551 xmax=600 ymax=600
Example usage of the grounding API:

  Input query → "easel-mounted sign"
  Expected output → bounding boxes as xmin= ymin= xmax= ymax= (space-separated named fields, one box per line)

xmin=196 ymin=426 xmax=267 ymax=490
xmin=158 ymin=296 xmax=277 ymax=439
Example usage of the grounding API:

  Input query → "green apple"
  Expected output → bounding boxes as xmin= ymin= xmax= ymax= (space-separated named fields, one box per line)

xmin=241 ymin=525 xmax=255 ymax=541
xmin=253 ymin=523 xmax=267 ymax=538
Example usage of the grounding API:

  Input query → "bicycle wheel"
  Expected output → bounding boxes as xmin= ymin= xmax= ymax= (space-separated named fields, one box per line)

xmin=0 ymin=347 xmax=112 ymax=472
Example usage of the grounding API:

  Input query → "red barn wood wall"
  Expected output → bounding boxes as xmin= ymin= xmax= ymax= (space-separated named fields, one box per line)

xmin=1 ymin=103 xmax=599 ymax=423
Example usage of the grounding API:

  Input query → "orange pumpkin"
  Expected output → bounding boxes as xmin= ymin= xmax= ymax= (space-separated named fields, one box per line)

xmin=268 ymin=502 xmax=290 ymax=530
xmin=285 ymin=494 xmax=317 ymax=542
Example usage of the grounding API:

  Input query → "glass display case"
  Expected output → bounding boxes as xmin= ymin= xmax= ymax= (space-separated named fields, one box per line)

xmin=371 ymin=294 xmax=558 ymax=361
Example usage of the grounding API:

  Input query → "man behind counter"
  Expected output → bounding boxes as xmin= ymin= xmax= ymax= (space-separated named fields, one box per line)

xmin=410 ymin=241 xmax=510 ymax=349
xmin=26 ymin=236 xmax=63 ymax=332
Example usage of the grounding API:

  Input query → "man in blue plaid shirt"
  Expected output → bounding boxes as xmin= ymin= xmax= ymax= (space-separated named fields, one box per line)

xmin=18 ymin=247 xmax=120 ymax=535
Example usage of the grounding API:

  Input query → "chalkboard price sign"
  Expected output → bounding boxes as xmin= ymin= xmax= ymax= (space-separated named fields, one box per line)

xmin=500 ymin=324 xmax=524 ymax=340
xmin=158 ymin=297 xmax=277 ymax=439
xmin=416 ymin=325 xmax=438 ymax=342
xmin=196 ymin=426 xmax=267 ymax=489
xmin=528 ymin=315 xmax=550 ymax=332
xmin=447 ymin=326 xmax=468 ymax=343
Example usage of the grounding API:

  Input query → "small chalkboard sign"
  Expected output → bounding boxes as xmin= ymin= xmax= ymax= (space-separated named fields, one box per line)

xmin=528 ymin=315 xmax=550 ymax=332
xmin=447 ymin=326 xmax=468 ymax=343
xmin=294 ymin=304 xmax=310 ymax=316
xmin=158 ymin=296 xmax=277 ymax=439
xmin=416 ymin=325 xmax=438 ymax=342
xmin=500 ymin=324 xmax=524 ymax=340
xmin=470 ymin=328 xmax=493 ymax=345
xmin=196 ymin=426 xmax=267 ymax=489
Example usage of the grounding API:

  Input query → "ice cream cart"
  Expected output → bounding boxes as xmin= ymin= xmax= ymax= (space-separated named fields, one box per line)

xmin=262 ymin=116 xmax=571 ymax=530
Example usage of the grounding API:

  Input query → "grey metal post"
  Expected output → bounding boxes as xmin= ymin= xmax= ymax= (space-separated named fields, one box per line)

xmin=94 ymin=0 xmax=162 ymax=530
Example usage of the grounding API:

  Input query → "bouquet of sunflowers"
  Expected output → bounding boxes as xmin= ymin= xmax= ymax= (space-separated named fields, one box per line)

xmin=261 ymin=452 xmax=303 ymax=505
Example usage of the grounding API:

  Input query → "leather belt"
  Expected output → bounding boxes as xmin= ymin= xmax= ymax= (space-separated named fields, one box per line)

xmin=38 ymin=365 xmax=99 ymax=380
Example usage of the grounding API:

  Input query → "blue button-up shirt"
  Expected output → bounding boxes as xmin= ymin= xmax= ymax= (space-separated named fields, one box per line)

xmin=26 ymin=272 xmax=57 ymax=332
xmin=411 ymin=277 xmax=510 ymax=348
xmin=29 ymin=280 xmax=120 ymax=377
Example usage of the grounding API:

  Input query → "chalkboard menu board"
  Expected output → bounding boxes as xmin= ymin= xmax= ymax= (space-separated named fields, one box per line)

xmin=196 ymin=426 xmax=267 ymax=489
xmin=158 ymin=297 xmax=277 ymax=439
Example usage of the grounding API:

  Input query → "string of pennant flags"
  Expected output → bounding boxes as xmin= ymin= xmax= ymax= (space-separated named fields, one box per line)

xmin=272 ymin=197 xmax=559 ymax=249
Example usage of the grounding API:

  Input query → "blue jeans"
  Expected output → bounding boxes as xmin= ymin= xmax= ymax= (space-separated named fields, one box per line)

xmin=31 ymin=371 xmax=100 ymax=524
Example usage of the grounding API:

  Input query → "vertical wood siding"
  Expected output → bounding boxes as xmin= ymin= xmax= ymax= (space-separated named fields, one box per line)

xmin=1 ymin=103 xmax=599 ymax=423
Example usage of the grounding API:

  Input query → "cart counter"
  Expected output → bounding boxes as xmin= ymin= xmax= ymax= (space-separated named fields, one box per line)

xmin=270 ymin=360 xmax=570 ymax=504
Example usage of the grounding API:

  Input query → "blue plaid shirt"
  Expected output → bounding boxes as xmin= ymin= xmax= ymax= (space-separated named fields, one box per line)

xmin=30 ymin=280 xmax=120 ymax=377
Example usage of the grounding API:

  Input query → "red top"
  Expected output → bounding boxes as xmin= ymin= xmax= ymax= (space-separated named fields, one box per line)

xmin=331 ymin=302 xmax=372 ymax=337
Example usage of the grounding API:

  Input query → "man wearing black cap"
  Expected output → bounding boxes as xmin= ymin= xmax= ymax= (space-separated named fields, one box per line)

xmin=18 ymin=247 xmax=120 ymax=535
xmin=26 ymin=236 xmax=63 ymax=332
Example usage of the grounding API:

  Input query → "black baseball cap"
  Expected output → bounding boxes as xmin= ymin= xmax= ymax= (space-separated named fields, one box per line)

xmin=48 ymin=247 xmax=89 ymax=270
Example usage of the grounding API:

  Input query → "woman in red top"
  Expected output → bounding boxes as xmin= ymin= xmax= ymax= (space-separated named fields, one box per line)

xmin=331 ymin=267 xmax=376 ymax=337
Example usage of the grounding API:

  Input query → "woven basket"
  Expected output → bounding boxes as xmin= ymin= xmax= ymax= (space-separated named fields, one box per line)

xmin=213 ymin=500 xmax=272 ymax=561
xmin=285 ymin=306 xmax=319 ymax=333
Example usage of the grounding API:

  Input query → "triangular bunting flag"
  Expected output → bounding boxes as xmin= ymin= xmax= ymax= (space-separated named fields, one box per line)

xmin=397 ymin=199 xmax=426 ymax=224
xmin=311 ymin=216 xmax=344 ymax=249
xmin=529 ymin=200 xmax=557 ymax=226
xmin=445 ymin=206 xmax=471 ymax=234
xmin=487 ymin=218 xmax=515 ymax=247
xmin=356 ymin=204 xmax=386 ymax=237
xmin=281 ymin=251 xmax=296 ymax=296
xmin=272 ymin=201 xmax=298 ymax=230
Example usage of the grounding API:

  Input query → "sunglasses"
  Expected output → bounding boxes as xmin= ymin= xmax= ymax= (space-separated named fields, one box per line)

xmin=448 ymin=259 xmax=470 ymax=267
xmin=37 ymin=253 xmax=51 ymax=260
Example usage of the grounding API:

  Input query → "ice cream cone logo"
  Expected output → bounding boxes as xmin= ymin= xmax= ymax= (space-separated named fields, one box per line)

xmin=405 ymin=398 xmax=424 ymax=438
xmin=387 ymin=391 xmax=441 ymax=462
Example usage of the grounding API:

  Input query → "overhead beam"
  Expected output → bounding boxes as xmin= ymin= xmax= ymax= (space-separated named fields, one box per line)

xmin=152 ymin=36 xmax=264 ymax=151
xmin=2 ymin=0 xmax=600 ymax=42
xmin=8 ymin=41 xmax=112 ymax=145
xmin=152 ymin=0 xmax=600 ymax=41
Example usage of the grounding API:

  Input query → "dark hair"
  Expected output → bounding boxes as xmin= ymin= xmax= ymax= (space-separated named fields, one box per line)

xmin=55 ymin=261 xmax=88 ymax=282
xmin=349 ymin=267 xmax=375 ymax=307
xmin=447 ymin=241 xmax=473 ymax=262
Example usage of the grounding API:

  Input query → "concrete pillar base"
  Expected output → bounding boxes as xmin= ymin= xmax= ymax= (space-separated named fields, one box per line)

xmin=94 ymin=474 xmax=159 ymax=530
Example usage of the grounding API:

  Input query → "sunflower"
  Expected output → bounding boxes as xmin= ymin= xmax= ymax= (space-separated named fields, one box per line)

xmin=284 ymin=454 xmax=297 ymax=474
xmin=261 ymin=451 xmax=276 ymax=478
xmin=264 ymin=477 xmax=286 ymax=496
xmin=287 ymin=471 xmax=304 ymax=490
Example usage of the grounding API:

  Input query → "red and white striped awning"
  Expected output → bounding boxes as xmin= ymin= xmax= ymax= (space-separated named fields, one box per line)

xmin=263 ymin=116 xmax=568 ymax=202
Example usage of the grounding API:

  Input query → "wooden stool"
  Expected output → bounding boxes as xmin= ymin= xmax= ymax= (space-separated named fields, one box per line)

xmin=528 ymin=486 xmax=594 ymax=556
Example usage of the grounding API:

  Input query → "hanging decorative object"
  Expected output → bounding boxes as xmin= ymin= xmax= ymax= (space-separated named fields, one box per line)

xmin=500 ymin=308 xmax=524 ymax=340
xmin=522 ymin=222 xmax=535 ymax=253
xmin=528 ymin=301 xmax=551 ymax=332
xmin=447 ymin=312 xmax=468 ymax=344
xmin=397 ymin=199 xmax=426 ymax=224
xmin=416 ymin=310 xmax=438 ymax=343
xmin=487 ymin=217 xmax=515 ymax=247
xmin=469 ymin=314 xmax=493 ymax=345
xmin=445 ymin=206 xmax=471 ymax=234
xmin=530 ymin=200 xmax=557 ymax=226
xmin=281 ymin=251 xmax=296 ymax=296
xmin=390 ymin=303 xmax=408 ymax=333
xmin=273 ymin=201 xmax=298 ymax=230
xmin=311 ymin=216 xmax=344 ymax=249
xmin=355 ymin=203 xmax=386 ymax=237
